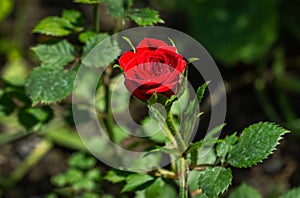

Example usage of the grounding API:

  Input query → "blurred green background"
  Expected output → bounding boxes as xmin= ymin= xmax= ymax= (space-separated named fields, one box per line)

xmin=0 ymin=0 xmax=300 ymax=197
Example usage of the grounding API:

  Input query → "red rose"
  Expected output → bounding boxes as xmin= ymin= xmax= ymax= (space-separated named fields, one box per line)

xmin=118 ymin=38 xmax=186 ymax=101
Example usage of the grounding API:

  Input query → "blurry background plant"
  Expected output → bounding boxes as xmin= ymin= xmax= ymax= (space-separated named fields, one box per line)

xmin=0 ymin=0 xmax=299 ymax=197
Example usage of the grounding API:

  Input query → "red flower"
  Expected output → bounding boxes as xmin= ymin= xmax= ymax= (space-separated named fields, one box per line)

xmin=118 ymin=38 xmax=186 ymax=101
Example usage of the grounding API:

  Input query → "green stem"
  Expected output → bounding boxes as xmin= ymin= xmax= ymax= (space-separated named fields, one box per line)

xmin=165 ymin=111 xmax=189 ymax=197
xmin=179 ymin=156 xmax=189 ymax=198
xmin=103 ymin=66 xmax=115 ymax=142
xmin=166 ymin=112 xmax=186 ymax=151
xmin=190 ymin=149 xmax=198 ymax=168
xmin=0 ymin=131 xmax=28 ymax=145
xmin=154 ymin=168 xmax=177 ymax=179
xmin=8 ymin=139 xmax=53 ymax=186
xmin=93 ymin=4 xmax=100 ymax=33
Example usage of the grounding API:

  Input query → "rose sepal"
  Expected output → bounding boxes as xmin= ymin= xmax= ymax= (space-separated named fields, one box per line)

xmin=113 ymin=64 xmax=124 ymax=73
xmin=147 ymin=91 xmax=171 ymax=106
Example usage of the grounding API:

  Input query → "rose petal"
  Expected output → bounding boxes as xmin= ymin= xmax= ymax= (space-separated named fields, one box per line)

xmin=136 ymin=38 xmax=169 ymax=52
xmin=124 ymin=79 xmax=153 ymax=101
xmin=145 ymin=81 xmax=179 ymax=96
xmin=158 ymin=46 xmax=177 ymax=53
xmin=118 ymin=51 xmax=135 ymax=69
xmin=156 ymin=48 xmax=186 ymax=73
xmin=123 ymin=54 xmax=143 ymax=72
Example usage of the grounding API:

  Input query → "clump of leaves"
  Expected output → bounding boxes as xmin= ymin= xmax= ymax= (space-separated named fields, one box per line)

xmin=48 ymin=152 xmax=102 ymax=198
xmin=102 ymin=82 xmax=290 ymax=198
xmin=25 ymin=0 xmax=164 ymax=106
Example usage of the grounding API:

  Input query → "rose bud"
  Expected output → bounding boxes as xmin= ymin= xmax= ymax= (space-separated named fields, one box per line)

xmin=118 ymin=38 xmax=187 ymax=103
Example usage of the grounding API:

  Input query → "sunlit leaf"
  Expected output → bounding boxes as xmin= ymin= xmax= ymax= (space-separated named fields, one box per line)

xmin=227 ymin=122 xmax=289 ymax=168
xmin=79 ymin=31 xmax=98 ymax=43
xmin=104 ymin=170 xmax=130 ymax=184
xmin=127 ymin=8 xmax=164 ymax=26
xmin=68 ymin=152 xmax=97 ymax=170
xmin=33 ymin=17 xmax=74 ymax=36
xmin=31 ymin=40 xmax=75 ymax=68
xmin=198 ymin=167 xmax=232 ymax=198
xmin=25 ymin=67 xmax=76 ymax=105
xmin=62 ymin=9 xmax=84 ymax=26
xmin=121 ymin=174 xmax=155 ymax=192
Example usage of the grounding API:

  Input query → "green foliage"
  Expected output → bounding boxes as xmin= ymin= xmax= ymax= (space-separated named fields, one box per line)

xmin=229 ymin=183 xmax=262 ymax=198
xmin=196 ymin=82 xmax=208 ymax=104
xmin=2 ymin=58 xmax=28 ymax=86
xmin=181 ymin=98 xmax=199 ymax=143
xmin=127 ymin=8 xmax=164 ymax=26
xmin=141 ymin=117 xmax=166 ymax=143
xmin=198 ymin=167 xmax=232 ymax=198
xmin=135 ymin=178 xmax=177 ymax=198
xmin=197 ymin=148 xmax=217 ymax=165
xmin=33 ymin=17 xmax=74 ymax=36
xmin=68 ymin=152 xmax=97 ymax=170
xmin=33 ymin=10 xmax=83 ymax=36
xmin=187 ymin=0 xmax=278 ymax=65
xmin=82 ymin=37 xmax=121 ymax=68
xmin=103 ymin=0 xmax=125 ymax=19
xmin=188 ymin=170 xmax=202 ymax=193
xmin=25 ymin=67 xmax=76 ymax=105
xmin=82 ymin=33 xmax=109 ymax=56
xmin=61 ymin=9 xmax=83 ymax=26
xmin=180 ymin=83 xmax=207 ymax=144
xmin=50 ymin=152 xmax=101 ymax=197
xmin=17 ymin=106 xmax=54 ymax=129
xmin=121 ymin=174 xmax=155 ymax=192
xmin=227 ymin=122 xmax=289 ymax=168
xmin=74 ymin=0 xmax=164 ymax=25
xmin=104 ymin=169 xmax=129 ymax=183
xmin=75 ymin=0 xmax=125 ymax=17
xmin=17 ymin=0 xmax=291 ymax=197
xmin=79 ymin=31 xmax=98 ymax=43
xmin=149 ymin=146 xmax=179 ymax=156
xmin=186 ymin=141 xmax=203 ymax=154
xmin=0 ymin=0 xmax=13 ymax=22
xmin=216 ymin=133 xmax=237 ymax=163
xmin=51 ymin=168 xmax=84 ymax=187
xmin=279 ymin=187 xmax=300 ymax=198
xmin=31 ymin=40 xmax=75 ymax=68
xmin=205 ymin=124 xmax=226 ymax=140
